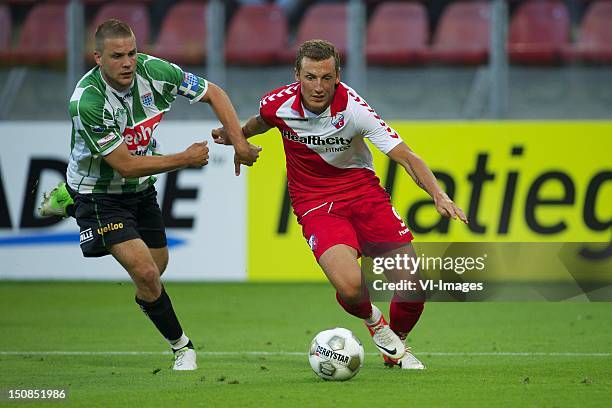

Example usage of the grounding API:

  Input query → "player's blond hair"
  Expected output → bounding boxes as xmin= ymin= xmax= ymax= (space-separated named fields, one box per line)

xmin=295 ymin=40 xmax=341 ymax=74
xmin=94 ymin=19 xmax=134 ymax=52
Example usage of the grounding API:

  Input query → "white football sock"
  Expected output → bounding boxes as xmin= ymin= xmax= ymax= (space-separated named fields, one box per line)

xmin=169 ymin=333 xmax=190 ymax=350
xmin=364 ymin=304 xmax=382 ymax=325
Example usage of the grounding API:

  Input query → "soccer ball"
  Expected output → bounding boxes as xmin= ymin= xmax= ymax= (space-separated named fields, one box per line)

xmin=308 ymin=327 xmax=364 ymax=381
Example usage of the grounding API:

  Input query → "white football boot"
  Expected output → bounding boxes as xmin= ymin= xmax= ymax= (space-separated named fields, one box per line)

xmin=173 ymin=347 xmax=197 ymax=371
xmin=366 ymin=313 xmax=406 ymax=361
xmin=383 ymin=347 xmax=426 ymax=370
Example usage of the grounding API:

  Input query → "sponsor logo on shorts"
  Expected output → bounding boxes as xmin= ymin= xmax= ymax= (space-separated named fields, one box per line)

xmin=393 ymin=207 xmax=410 ymax=236
xmin=97 ymin=134 xmax=116 ymax=147
xmin=79 ymin=228 xmax=94 ymax=244
xmin=308 ymin=234 xmax=317 ymax=251
xmin=97 ymin=222 xmax=124 ymax=235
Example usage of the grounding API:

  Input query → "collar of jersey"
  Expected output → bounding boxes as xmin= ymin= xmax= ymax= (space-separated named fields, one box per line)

xmin=99 ymin=69 xmax=135 ymax=98
xmin=291 ymin=82 xmax=349 ymax=119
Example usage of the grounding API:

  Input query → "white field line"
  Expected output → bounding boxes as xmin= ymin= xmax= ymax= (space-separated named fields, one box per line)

xmin=1 ymin=351 xmax=611 ymax=357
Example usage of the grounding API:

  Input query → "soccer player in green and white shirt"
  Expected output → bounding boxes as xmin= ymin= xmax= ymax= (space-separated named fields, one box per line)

xmin=39 ymin=19 xmax=261 ymax=371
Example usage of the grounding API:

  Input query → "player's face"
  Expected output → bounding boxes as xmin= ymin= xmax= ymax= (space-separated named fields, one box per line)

xmin=295 ymin=56 xmax=340 ymax=115
xmin=95 ymin=36 xmax=137 ymax=92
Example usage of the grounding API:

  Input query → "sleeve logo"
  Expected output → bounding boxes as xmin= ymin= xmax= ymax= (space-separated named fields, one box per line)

xmin=91 ymin=125 xmax=106 ymax=133
xmin=178 ymin=72 xmax=200 ymax=99
xmin=97 ymin=133 xmax=116 ymax=147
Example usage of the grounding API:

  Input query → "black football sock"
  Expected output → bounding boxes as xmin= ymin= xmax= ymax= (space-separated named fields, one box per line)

xmin=135 ymin=287 xmax=192 ymax=350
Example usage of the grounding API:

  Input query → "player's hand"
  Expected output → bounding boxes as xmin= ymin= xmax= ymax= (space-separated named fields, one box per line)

xmin=434 ymin=191 xmax=468 ymax=224
xmin=211 ymin=127 xmax=232 ymax=145
xmin=233 ymin=143 xmax=263 ymax=176
xmin=184 ymin=141 xmax=209 ymax=168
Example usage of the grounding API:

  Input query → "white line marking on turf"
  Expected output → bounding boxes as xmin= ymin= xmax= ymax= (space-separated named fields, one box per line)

xmin=1 ymin=351 xmax=611 ymax=357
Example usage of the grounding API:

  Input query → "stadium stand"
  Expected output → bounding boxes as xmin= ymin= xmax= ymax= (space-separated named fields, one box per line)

xmin=0 ymin=4 xmax=11 ymax=64
xmin=281 ymin=2 xmax=348 ymax=63
xmin=88 ymin=0 xmax=152 ymax=58
xmin=565 ymin=0 xmax=612 ymax=64
xmin=11 ymin=1 xmax=67 ymax=65
xmin=225 ymin=3 xmax=289 ymax=65
xmin=6 ymin=0 xmax=107 ymax=3
xmin=508 ymin=0 xmax=570 ymax=65
xmin=2 ymin=0 xmax=39 ymax=4
xmin=366 ymin=2 xmax=429 ymax=65
xmin=154 ymin=1 xmax=208 ymax=65
xmin=427 ymin=0 xmax=491 ymax=65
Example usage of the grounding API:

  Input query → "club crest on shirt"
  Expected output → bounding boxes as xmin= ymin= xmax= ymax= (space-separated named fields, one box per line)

xmin=308 ymin=234 xmax=318 ymax=251
xmin=331 ymin=113 xmax=345 ymax=129
xmin=141 ymin=92 xmax=153 ymax=106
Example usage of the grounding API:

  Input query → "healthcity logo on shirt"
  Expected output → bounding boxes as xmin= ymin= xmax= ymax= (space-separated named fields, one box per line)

xmin=123 ymin=112 xmax=164 ymax=155
xmin=281 ymin=130 xmax=352 ymax=147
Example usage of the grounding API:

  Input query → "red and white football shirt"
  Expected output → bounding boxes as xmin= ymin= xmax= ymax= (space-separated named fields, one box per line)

xmin=259 ymin=82 xmax=403 ymax=207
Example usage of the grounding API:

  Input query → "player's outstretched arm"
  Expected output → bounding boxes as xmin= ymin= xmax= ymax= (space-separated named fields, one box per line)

xmin=201 ymin=83 xmax=261 ymax=167
xmin=103 ymin=141 xmax=209 ymax=178
xmin=212 ymin=115 xmax=271 ymax=145
xmin=387 ymin=142 xmax=468 ymax=224
xmin=242 ymin=115 xmax=273 ymax=139
xmin=212 ymin=114 xmax=270 ymax=176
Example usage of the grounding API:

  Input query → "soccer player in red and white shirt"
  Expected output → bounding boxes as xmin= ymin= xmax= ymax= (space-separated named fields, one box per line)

xmin=213 ymin=40 xmax=467 ymax=369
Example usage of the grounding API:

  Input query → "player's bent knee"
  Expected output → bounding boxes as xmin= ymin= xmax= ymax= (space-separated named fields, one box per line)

xmin=132 ymin=263 xmax=160 ymax=288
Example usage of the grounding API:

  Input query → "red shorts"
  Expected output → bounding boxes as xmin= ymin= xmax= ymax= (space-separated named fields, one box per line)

xmin=294 ymin=188 xmax=414 ymax=261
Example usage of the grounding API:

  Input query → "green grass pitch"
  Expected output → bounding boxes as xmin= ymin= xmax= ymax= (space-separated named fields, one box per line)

xmin=1 ymin=282 xmax=611 ymax=407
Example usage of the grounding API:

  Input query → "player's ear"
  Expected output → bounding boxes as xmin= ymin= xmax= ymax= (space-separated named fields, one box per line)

xmin=93 ymin=51 xmax=102 ymax=67
xmin=294 ymin=68 xmax=299 ymax=82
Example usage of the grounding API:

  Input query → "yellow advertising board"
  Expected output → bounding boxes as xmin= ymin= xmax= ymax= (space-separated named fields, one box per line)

xmin=247 ymin=122 xmax=612 ymax=281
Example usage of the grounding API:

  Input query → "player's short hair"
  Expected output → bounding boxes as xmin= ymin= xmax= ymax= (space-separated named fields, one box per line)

xmin=94 ymin=19 xmax=134 ymax=53
xmin=295 ymin=40 xmax=340 ymax=74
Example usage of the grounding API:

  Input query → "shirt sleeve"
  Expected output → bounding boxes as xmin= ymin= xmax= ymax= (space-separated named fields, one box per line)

xmin=70 ymin=87 xmax=123 ymax=156
xmin=352 ymin=95 xmax=403 ymax=154
xmin=259 ymin=92 xmax=277 ymax=127
xmin=259 ymin=101 xmax=273 ymax=127
xmin=142 ymin=55 xmax=208 ymax=104
xmin=258 ymin=84 xmax=299 ymax=128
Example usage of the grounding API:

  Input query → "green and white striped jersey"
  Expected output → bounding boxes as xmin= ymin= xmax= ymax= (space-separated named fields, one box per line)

xmin=67 ymin=53 xmax=208 ymax=194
